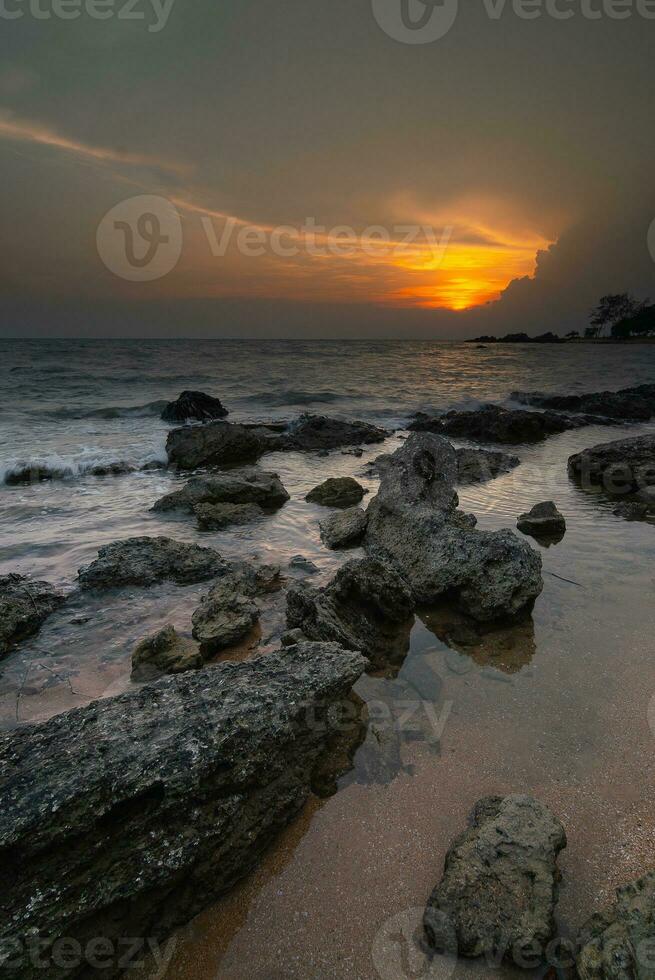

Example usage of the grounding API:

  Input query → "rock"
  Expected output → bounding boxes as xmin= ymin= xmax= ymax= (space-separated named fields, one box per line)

xmin=0 ymin=574 xmax=65 ymax=658
xmin=456 ymin=448 xmax=520 ymax=484
xmin=576 ymin=871 xmax=655 ymax=979
xmin=613 ymin=501 xmax=650 ymax=521
xmin=637 ymin=486 xmax=655 ymax=506
xmin=517 ymin=501 xmax=566 ymax=540
xmin=365 ymin=433 xmax=543 ymax=622
xmin=78 ymin=536 xmax=225 ymax=589
xmin=166 ymin=422 xmax=270 ymax=470
xmin=194 ymin=502 xmax=263 ymax=530
xmin=281 ymin=628 xmax=305 ymax=647
xmin=410 ymin=404 xmax=599 ymax=444
xmin=152 ymin=468 xmax=290 ymax=513
xmin=320 ymin=507 xmax=368 ymax=549
xmin=288 ymin=555 xmax=319 ymax=575
xmin=281 ymin=414 xmax=388 ymax=451
xmin=161 ymin=390 xmax=229 ymax=422
xmin=131 ymin=625 xmax=203 ymax=680
xmin=424 ymin=795 xmax=566 ymax=965
xmin=568 ymin=435 xmax=655 ymax=495
xmin=306 ymin=477 xmax=365 ymax=508
xmin=0 ymin=642 xmax=367 ymax=979
xmin=286 ymin=557 xmax=414 ymax=670
xmin=513 ymin=383 xmax=655 ymax=421
xmin=190 ymin=563 xmax=280 ymax=656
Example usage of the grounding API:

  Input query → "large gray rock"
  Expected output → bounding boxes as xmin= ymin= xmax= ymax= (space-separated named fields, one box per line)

xmin=424 ymin=795 xmax=566 ymax=964
xmin=576 ymin=871 xmax=655 ymax=979
xmin=286 ymin=557 xmax=414 ymax=670
xmin=568 ymin=435 xmax=655 ymax=495
xmin=161 ymin=390 xmax=229 ymax=423
xmin=131 ymin=625 xmax=203 ymax=680
xmin=194 ymin=501 xmax=263 ymax=530
xmin=78 ymin=536 xmax=225 ymax=589
xmin=365 ymin=433 xmax=543 ymax=622
xmin=513 ymin=383 xmax=655 ymax=421
xmin=517 ymin=501 xmax=566 ymax=540
xmin=166 ymin=422 xmax=270 ymax=469
xmin=0 ymin=574 xmax=65 ymax=658
xmin=319 ymin=507 xmax=368 ymax=549
xmin=281 ymin=413 xmax=388 ymax=451
xmin=0 ymin=642 xmax=367 ymax=979
xmin=306 ymin=477 xmax=365 ymax=508
xmin=456 ymin=448 xmax=520 ymax=484
xmin=410 ymin=404 xmax=599 ymax=444
xmin=152 ymin=468 xmax=290 ymax=513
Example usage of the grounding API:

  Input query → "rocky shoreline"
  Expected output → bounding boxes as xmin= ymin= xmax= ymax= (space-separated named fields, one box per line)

xmin=3 ymin=384 xmax=655 ymax=976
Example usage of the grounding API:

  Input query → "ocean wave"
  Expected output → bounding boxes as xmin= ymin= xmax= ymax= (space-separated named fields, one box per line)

xmin=241 ymin=389 xmax=348 ymax=407
xmin=1 ymin=452 xmax=168 ymax=486
xmin=44 ymin=400 xmax=169 ymax=421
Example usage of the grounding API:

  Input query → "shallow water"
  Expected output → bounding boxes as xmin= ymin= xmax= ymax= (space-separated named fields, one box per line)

xmin=3 ymin=339 xmax=655 ymax=979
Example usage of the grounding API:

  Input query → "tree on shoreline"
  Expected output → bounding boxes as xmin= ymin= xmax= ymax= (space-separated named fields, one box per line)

xmin=589 ymin=293 xmax=647 ymax=337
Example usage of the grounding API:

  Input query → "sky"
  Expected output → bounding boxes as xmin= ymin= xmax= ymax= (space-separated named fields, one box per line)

xmin=0 ymin=0 xmax=653 ymax=338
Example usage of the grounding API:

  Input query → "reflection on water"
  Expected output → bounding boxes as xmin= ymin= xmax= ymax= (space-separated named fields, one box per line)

xmin=420 ymin=605 xmax=536 ymax=675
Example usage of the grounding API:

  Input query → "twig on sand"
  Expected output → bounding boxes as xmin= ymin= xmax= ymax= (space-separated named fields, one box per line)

xmin=547 ymin=571 xmax=585 ymax=588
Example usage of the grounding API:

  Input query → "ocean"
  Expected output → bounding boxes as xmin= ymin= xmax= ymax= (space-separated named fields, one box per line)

xmin=3 ymin=338 xmax=655 ymax=979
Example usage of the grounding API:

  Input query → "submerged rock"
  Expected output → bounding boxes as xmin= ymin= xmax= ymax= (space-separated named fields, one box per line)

xmin=513 ymin=383 xmax=655 ymax=421
xmin=78 ymin=536 xmax=225 ymax=589
xmin=320 ymin=507 xmax=368 ymax=549
xmin=194 ymin=501 xmax=263 ymax=530
xmin=568 ymin=434 xmax=655 ymax=495
xmin=456 ymin=448 xmax=520 ymax=484
xmin=161 ymin=390 xmax=229 ymax=422
xmin=191 ymin=562 xmax=281 ymax=656
xmin=613 ymin=501 xmax=650 ymax=521
xmin=576 ymin=871 xmax=655 ymax=979
xmin=306 ymin=477 xmax=365 ymax=508
xmin=517 ymin=501 xmax=566 ymax=540
xmin=424 ymin=795 xmax=566 ymax=964
xmin=281 ymin=414 xmax=388 ymax=451
xmin=286 ymin=557 xmax=414 ymax=670
xmin=410 ymin=404 xmax=597 ymax=444
xmin=131 ymin=625 xmax=202 ymax=680
xmin=152 ymin=468 xmax=290 ymax=513
xmin=365 ymin=433 xmax=543 ymax=622
xmin=0 ymin=642 xmax=367 ymax=979
xmin=166 ymin=422 xmax=270 ymax=470
xmin=0 ymin=574 xmax=65 ymax=658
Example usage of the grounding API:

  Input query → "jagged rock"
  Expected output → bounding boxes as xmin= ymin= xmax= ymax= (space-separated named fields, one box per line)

xmin=410 ymin=404 xmax=599 ymax=444
xmin=306 ymin=477 xmax=365 ymax=508
xmin=320 ymin=507 xmax=368 ymax=549
xmin=131 ymin=625 xmax=203 ymax=680
xmin=78 ymin=536 xmax=225 ymax=589
xmin=288 ymin=555 xmax=319 ymax=575
xmin=190 ymin=563 xmax=280 ymax=656
xmin=166 ymin=422 xmax=270 ymax=470
xmin=194 ymin=502 xmax=263 ymax=530
xmin=365 ymin=433 xmax=543 ymax=622
xmin=513 ymin=384 xmax=655 ymax=421
xmin=280 ymin=414 xmax=388 ymax=451
xmin=0 ymin=642 xmax=367 ymax=980
xmin=286 ymin=557 xmax=414 ymax=670
xmin=568 ymin=435 xmax=655 ymax=495
xmin=152 ymin=468 xmax=289 ymax=513
xmin=576 ymin=871 xmax=655 ymax=979
xmin=456 ymin=448 xmax=520 ymax=484
xmin=0 ymin=574 xmax=65 ymax=658
xmin=281 ymin=628 xmax=305 ymax=647
xmin=424 ymin=795 xmax=566 ymax=964
xmin=517 ymin=501 xmax=566 ymax=540
xmin=161 ymin=390 xmax=229 ymax=422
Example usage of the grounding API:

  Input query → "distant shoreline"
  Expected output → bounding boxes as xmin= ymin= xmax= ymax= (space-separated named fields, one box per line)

xmin=468 ymin=336 xmax=655 ymax=345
